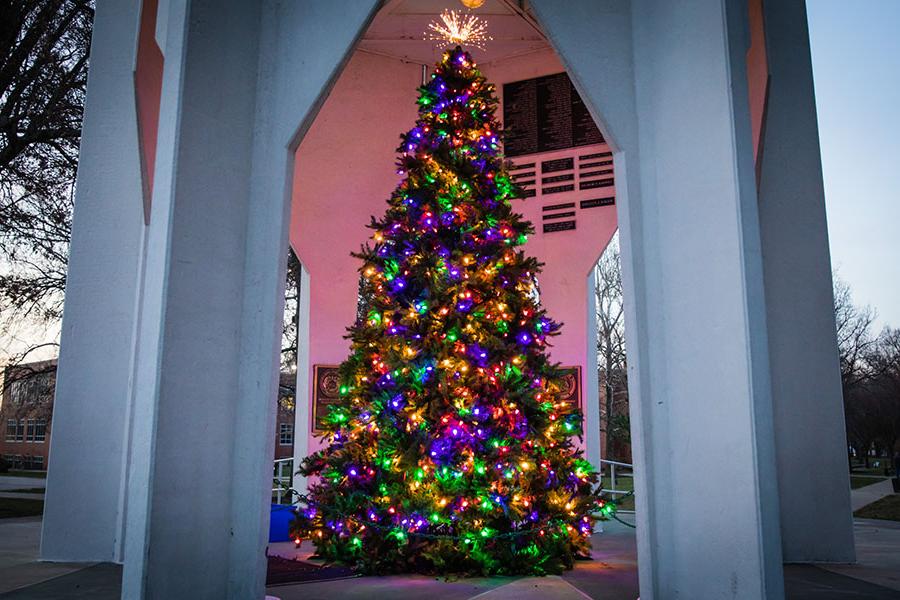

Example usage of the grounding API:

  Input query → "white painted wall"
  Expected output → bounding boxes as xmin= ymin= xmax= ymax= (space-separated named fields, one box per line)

xmin=41 ymin=0 xmax=145 ymax=564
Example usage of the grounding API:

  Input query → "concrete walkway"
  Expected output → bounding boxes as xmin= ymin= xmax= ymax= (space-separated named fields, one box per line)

xmin=3 ymin=513 xmax=900 ymax=599
xmin=0 ymin=517 xmax=90 ymax=596
xmin=0 ymin=476 xmax=45 ymax=493
xmin=850 ymin=478 xmax=894 ymax=512
xmin=821 ymin=518 xmax=900 ymax=592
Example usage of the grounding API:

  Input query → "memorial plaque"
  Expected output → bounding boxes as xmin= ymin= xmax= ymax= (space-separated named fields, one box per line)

xmin=580 ymin=197 xmax=616 ymax=209
xmin=580 ymin=178 xmax=615 ymax=190
xmin=543 ymin=202 xmax=575 ymax=212
xmin=503 ymin=73 xmax=604 ymax=157
xmin=542 ymin=173 xmax=574 ymax=184
xmin=580 ymin=169 xmax=614 ymax=179
xmin=541 ymin=157 xmax=574 ymax=173
xmin=312 ymin=365 xmax=342 ymax=433
xmin=558 ymin=366 xmax=582 ymax=410
xmin=543 ymin=211 xmax=576 ymax=220
xmin=580 ymin=151 xmax=612 ymax=160
xmin=543 ymin=220 xmax=576 ymax=233
xmin=542 ymin=184 xmax=575 ymax=195
xmin=503 ymin=79 xmax=538 ymax=156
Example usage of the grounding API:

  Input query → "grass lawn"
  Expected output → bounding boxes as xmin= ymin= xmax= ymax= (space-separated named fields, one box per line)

xmin=850 ymin=476 xmax=887 ymax=489
xmin=604 ymin=475 xmax=635 ymax=512
xmin=854 ymin=495 xmax=900 ymax=522
xmin=850 ymin=458 xmax=895 ymax=477
xmin=0 ymin=497 xmax=44 ymax=519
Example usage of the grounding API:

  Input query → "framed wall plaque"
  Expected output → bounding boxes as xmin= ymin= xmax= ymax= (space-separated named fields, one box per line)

xmin=312 ymin=364 xmax=342 ymax=433
xmin=558 ymin=365 xmax=582 ymax=411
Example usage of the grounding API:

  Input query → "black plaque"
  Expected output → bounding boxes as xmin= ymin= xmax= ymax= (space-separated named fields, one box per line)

xmin=580 ymin=197 xmax=616 ymax=209
xmin=503 ymin=73 xmax=604 ymax=157
xmin=543 ymin=202 xmax=575 ymax=212
xmin=542 ymin=184 xmax=575 ymax=195
xmin=580 ymin=151 xmax=612 ymax=160
xmin=580 ymin=169 xmax=614 ymax=178
xmin=543 ymin=220 xmax=576 ymax=233
xmin=503 ymin=79 xmax=539 ymax=156
xmin=580 ymin=178 xmax=615 ymax=190
xmin=543 ymin=211 xmax=576 ymax=220
xmin=542 ymin=173 xmax=575 ymax=184
xmin=541 ymin=157 xmax=574 ymax=173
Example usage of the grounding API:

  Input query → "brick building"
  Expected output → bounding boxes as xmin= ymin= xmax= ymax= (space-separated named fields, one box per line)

xmin=0 ymin=360 xmax=295 ymax=473
xmin=0 ymin=360 xmax=56 ymax=471
xmin=275 ymin=371 xmax=295 ymax=460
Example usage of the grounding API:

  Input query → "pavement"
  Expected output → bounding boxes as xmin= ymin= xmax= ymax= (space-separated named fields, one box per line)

xmin=1 ymin=480 xmax=899 ymax=599
xmin=851 ymin=477 xmax=894 ymax=511
xmin=0 ymin=476 xmax=45 ymax=493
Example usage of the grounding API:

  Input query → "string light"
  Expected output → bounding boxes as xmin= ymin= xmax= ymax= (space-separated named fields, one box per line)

xmin=290 ymin=46 xmax=616 ymax=577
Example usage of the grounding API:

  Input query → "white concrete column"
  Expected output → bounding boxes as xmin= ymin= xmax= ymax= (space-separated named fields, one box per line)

xmin=531 ymin=1 xmax=784 ymax=598
xmin=292 ymin=264 xmax=312 ymax=495
xmin=120 ymin=0 xmax=266 ymax=597
xmin=584 ymin=269 xmax=601 ymax=468
xmin=120 ymin=2 xmax=380 ymax=598
xmin=758 ymin=0 xmax=855 ymax=563
xmin=41 ymin=0 xmax=145 ymax=563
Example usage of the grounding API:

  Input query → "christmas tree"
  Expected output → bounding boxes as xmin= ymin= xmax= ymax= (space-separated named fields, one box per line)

xmin=292 ymin=46 xmax=613 ymax=576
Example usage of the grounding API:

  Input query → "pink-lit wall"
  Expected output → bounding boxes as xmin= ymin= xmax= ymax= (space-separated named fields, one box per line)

xmin=291 ymin=49 xmax=617 ymax=456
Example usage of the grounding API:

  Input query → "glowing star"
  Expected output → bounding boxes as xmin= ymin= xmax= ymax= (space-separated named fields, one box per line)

xmin=425 ymin=10 xmax=492 ymax=51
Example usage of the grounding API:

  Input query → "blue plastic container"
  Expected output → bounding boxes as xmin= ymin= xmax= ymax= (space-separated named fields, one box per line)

xmin=269 ymin=504 xmax=295 ymax=543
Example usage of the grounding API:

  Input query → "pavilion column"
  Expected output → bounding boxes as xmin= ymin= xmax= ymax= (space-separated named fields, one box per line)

xmin=757 ymin=0 xmax=855 ymax=563
xmin=119 ymin=1 xmax=381 ymax=597
xmin=40 ymin=0 xmax=145 ymax=563
xmin=119 ymin=0 xmax=269 ymax=597
xmin=532 ymin=1 xmax=785 ymax=598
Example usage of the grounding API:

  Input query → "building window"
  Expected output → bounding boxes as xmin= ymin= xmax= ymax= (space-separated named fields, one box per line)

xmin=34 ymin=419 xmax=46 ymax=443
xmin=33 ymin=455 xmax=44 ymax=470
xmin=5 ymin=420 xmax=14 ymax=442
xmin=279 ymin=423 xmax=293 ymax=446
xmin=15 ymin=420 xmax=24 ymax=442
xmin=26 ymin=419 xmax=35 ymax=441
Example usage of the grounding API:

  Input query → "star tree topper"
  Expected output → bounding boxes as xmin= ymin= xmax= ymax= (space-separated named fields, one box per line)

xmin=425 ymin=9 xmax=492 ymax=51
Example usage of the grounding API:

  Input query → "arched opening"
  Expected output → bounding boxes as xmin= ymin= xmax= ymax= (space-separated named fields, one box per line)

xmin=273 ymin=0 xmax=633 ymax=593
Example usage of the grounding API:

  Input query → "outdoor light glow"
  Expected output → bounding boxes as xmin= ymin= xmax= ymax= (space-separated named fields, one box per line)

xmin=425 ymin=10 xmax=492 ymax=50
xmin=289 ymin=46 xmax=621 ymax=577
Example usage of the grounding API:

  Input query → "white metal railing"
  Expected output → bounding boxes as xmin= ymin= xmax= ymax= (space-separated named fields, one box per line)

xmin=599 ymin=458 xmax=634 ymax=514
xmin=273 ymin=457 xmax=294 ymax=505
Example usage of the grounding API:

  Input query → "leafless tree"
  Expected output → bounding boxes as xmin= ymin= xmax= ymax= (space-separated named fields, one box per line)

xmin=281 ymin=249 xmax=301 ymax=374
xmin=867 ymin=328 xmax=900 ymax=459
xmin=0 ymin=0 xmax=93 ymax=367
xmin=833 ymin=276 xmax=877 ymax=394
xmin=595 ymin=233 xmax=629 ymax=460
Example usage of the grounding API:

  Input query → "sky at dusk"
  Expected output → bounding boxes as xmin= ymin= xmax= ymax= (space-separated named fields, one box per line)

xmin=807 ymin=0 xmax=900 ymax=331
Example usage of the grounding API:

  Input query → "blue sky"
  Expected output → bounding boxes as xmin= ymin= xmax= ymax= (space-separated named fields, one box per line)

xmin=807 ymin=0 xmax=900 ymax=331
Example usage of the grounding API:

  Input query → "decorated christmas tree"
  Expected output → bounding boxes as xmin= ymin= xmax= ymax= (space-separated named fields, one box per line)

xmin=292 ymin=46 xmax=613 ymax=576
